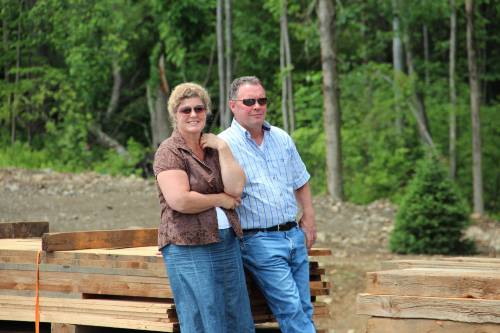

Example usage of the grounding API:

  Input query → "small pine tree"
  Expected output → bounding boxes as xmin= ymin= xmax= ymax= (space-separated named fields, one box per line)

xmin=389 ymin=155 xmax=475 ymax=254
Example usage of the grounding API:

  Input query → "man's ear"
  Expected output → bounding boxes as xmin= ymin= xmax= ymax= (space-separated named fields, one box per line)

xmin=229 ymin=100 xmax=236 ymax=113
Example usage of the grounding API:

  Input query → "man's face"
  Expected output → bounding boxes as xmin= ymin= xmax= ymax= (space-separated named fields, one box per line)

xmin=229 ymin=84 xmax=267 ymax=132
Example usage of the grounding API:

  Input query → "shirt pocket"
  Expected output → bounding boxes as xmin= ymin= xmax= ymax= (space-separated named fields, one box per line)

xmin=267 ymin=155 xmax=294 ymax=185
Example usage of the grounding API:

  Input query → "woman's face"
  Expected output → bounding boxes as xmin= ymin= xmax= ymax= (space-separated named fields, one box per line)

xmin=175 ymin=97 xmax=207 ymax=135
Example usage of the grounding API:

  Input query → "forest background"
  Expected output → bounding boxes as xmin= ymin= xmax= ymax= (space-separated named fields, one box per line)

xmin=0 ymin=0 xmax=499 ymax=217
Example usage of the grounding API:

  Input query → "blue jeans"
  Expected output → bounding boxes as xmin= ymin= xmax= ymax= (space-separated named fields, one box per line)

xmin=241 ymin=226 xmax=316 ymax=333
xmin=161 ymin=228 xmax=255 ymax=333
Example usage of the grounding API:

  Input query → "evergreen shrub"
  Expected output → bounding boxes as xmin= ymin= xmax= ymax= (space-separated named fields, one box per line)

xmin=389 ymin=155 xmax=475 ymax=254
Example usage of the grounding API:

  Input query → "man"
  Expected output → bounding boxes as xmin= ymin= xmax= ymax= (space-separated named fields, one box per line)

xmin=219 ymin=76 xmax=317 ymax=333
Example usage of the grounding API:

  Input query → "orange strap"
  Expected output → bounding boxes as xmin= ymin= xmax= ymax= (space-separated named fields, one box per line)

xmin=35 ymin=250 xmax=41 ymax=333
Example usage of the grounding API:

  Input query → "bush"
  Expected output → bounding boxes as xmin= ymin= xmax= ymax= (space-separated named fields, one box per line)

xmin=389 ymin=154 xmax=475 ymax=254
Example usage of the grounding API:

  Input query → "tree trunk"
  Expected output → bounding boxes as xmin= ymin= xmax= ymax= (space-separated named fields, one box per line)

xmin=392 ymin=0 xmax=404 ymax=133
xmin=12 ymin=0 xmax=23 ymax=144
xmin=216 ymin=0 xmax=226 ymax=128
xmin=423 ymin=24 xmax=430 ymax=86
xmin=147 ymin=54 xmax=171 ymax=149
xmin=105 ymin=60 xmax=122 ymax=121
xmin=203 ymin=41 xmax=216 ymax=87
xmin=280 ymin=25 xmax=289 ymax=133
xmin=465 ymin=0 xmax=484 ymax=215
xmin=283 ymin=0 xmax=295 ymax=133
xmin=404 ymin=31 xmax=434 ymax=150
xmin=2 ymin=1 xmax=8 ymax=83
xmin=223 ymin=0 xmax=232 ymax=128
xmin=449 ymin=0 xmax=457 ymax=179
xmin=3 ymin=0 xmax=12 ymax=139
xmin=280 ymin=0 xmax=295 ymax=134
xmin=318 ymin=0 xmax=344 ymax=201
xmin=89 ymin=124 xmax=128 ymax=157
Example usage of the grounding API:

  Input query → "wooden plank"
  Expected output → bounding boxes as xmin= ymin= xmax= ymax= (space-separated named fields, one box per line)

xmin=357 ymin=293 xmax=500 ymax=324
xmin=366 ymin=317 xmax=500 ymax=333
xmin=0 ymin=268 xmax=326 ymax=298
xmin=0 ymin=295 xmax=178 ymax=332
xmin=366 ymin=268 xmax=500 ymax=299
xmin=0 ymin=270 xmax=173 ymax=298
xmin=40 ymin=230 xmax=333 ymax=255
xmin=41 ymin=225 xmax=332 ymax=256
xmin=51 ymin=323 xmax=76 ymax=333
xmin=51 ymin=324 xmax=109 ymax=333
xmin=0 ymin=222 xmax=49 ymax=239
xmin=0 ymin=294 xmax=329 ymax=330
xmin=42 ymin=229 xmax=158 ymax=252
xmin=307 ymin=248 xmax=332 ymax=256
xmin=383 ymin=258 xmax=500 ymax=271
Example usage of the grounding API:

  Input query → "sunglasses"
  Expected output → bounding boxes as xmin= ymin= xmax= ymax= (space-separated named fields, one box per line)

xmin=178 ymin=105 xmax=206 ymax=115
xmin=234 ymin=98 xmax=268 ymax=107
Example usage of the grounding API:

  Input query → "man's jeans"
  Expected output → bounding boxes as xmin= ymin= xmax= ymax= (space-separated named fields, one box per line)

xmin=241 ymin=226 xmax=316 ymax=333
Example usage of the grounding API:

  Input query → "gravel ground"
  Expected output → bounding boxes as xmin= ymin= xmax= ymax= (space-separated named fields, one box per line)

xmin=1 ymin=168 xmax=498 ymax=333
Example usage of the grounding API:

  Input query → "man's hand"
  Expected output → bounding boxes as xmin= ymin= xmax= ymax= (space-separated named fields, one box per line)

xmin=295 ymin=182 xmax=316 ymax=249
xmin=299 ymin=214 xmax=317 ymax=249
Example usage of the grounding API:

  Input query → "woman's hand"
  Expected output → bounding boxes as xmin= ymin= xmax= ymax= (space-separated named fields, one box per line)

xmin=200 ymin=133 xmax=226 ymax=151
xmin=217 ymin=193 xmax=241 ymax=210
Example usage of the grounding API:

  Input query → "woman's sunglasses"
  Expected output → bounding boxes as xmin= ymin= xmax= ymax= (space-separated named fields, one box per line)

xmin=178 ymin=105 xmax=206 ymax=115
xmin=233 ymin=98 xmax=268 ymax=107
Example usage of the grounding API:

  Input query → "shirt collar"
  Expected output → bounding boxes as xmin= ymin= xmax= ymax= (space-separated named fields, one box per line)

xmin=170 ymin=129 xmax=192 ymax=152
xmin=230 ymin=119 xmax=271 ymax=139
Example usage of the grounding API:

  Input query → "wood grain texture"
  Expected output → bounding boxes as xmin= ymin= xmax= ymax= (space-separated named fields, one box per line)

xmin=366 ymin=317 xmax=500 ymax=333
xmin=383 ymin=258 xmax=500 ymax=271
xmin=0 ymin=222 xmax=49 ymax=239
xmin=366 ymin=267 xmax=500 ymax=299
xmin=357 ymin=293 xmax=500 ymax=324
xmin=42 ymin=228 xmax=158 ymax=251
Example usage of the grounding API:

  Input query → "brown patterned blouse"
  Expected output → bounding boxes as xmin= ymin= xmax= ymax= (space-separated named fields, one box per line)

xmin=153 ymin=130 xmax=243 ymax=249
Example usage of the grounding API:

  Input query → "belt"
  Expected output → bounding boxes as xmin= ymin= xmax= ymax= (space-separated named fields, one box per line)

xmin=243 ymin=221 xmax=297 ymax=234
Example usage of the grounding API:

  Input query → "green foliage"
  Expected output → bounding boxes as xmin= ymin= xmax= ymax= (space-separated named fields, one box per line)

xmin=389 ymin=155 xmax=475 ymax=254
xmin=0 ymin=0 xmax=499 ymax=216
xmin=93 ymin=138 xmax=145 ymax=176
xmin=341 ymin=63 xmax=421 ymax=203
xmin=0 ymin=141 xmax=52 ymax=169
xmin=293 ymin=126 xmax=326 ymax=195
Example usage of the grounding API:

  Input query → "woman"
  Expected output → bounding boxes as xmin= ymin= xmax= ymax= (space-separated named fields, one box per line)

xmin=153 ymin=82 xmax=255 ymax=333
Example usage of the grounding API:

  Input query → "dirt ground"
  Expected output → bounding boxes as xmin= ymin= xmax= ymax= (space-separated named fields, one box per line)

xmin=1 ymin=168 xmax=498 ymax=333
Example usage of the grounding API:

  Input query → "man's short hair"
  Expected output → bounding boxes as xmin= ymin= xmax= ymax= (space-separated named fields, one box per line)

xmin=229 ymin=76 xmax=263 ymax=100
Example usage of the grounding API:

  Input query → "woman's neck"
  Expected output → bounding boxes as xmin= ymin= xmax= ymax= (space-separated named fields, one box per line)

xmin=179 ymin=130 xmax=202 ymax=152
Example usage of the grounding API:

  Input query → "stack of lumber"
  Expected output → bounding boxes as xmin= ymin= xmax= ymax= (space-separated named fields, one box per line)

xmin=0 ymin=225 xmax=332 ymax=332
xmin=357 ymin=257 xmax=500 ymax=333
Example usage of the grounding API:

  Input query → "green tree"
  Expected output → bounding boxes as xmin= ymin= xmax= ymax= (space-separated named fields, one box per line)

xmin=390 ymin=155 xmax=475 ymax=254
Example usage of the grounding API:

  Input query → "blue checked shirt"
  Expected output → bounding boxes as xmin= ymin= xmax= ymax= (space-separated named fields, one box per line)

xmin=219 ymin=119 xmax=310 ymax=230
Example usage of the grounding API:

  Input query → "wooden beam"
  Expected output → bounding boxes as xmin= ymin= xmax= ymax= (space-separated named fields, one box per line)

xmin=366 ymin=268 xmax=500 ymax=299
xmin=0 ymin=221 xmax=49 ymax=238
xmin=357 ymin=293 xmax=500 ymax=324
xmin=41 ymin=228 xmax=334 ymax=255
xmin=42 ymin=228 xmax=157 ymax=252
xmin=366 ymin=317 xmax=500 ymax=333
xmin=307 ymin=248 xmax=332 ymax=256
xmin=383 ymin=258 xmax=500 ymax=271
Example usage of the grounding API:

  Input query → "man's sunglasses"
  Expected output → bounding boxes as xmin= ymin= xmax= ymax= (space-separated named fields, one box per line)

xmin=178 ymin=106 xmax=206 ymax=115
xmin=233 ymin=98 xmax=268 ymax=107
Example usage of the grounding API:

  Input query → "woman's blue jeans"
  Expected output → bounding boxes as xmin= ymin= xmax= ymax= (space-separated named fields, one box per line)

xmin=161 ymin=228 xmax=255 ymax=333
xmin=241 ymin=226 xmax=316 ymax=333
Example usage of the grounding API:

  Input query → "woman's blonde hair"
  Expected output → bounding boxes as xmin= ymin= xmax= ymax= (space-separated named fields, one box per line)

xmin=167 ymin=82 xmax=212 ymax=125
